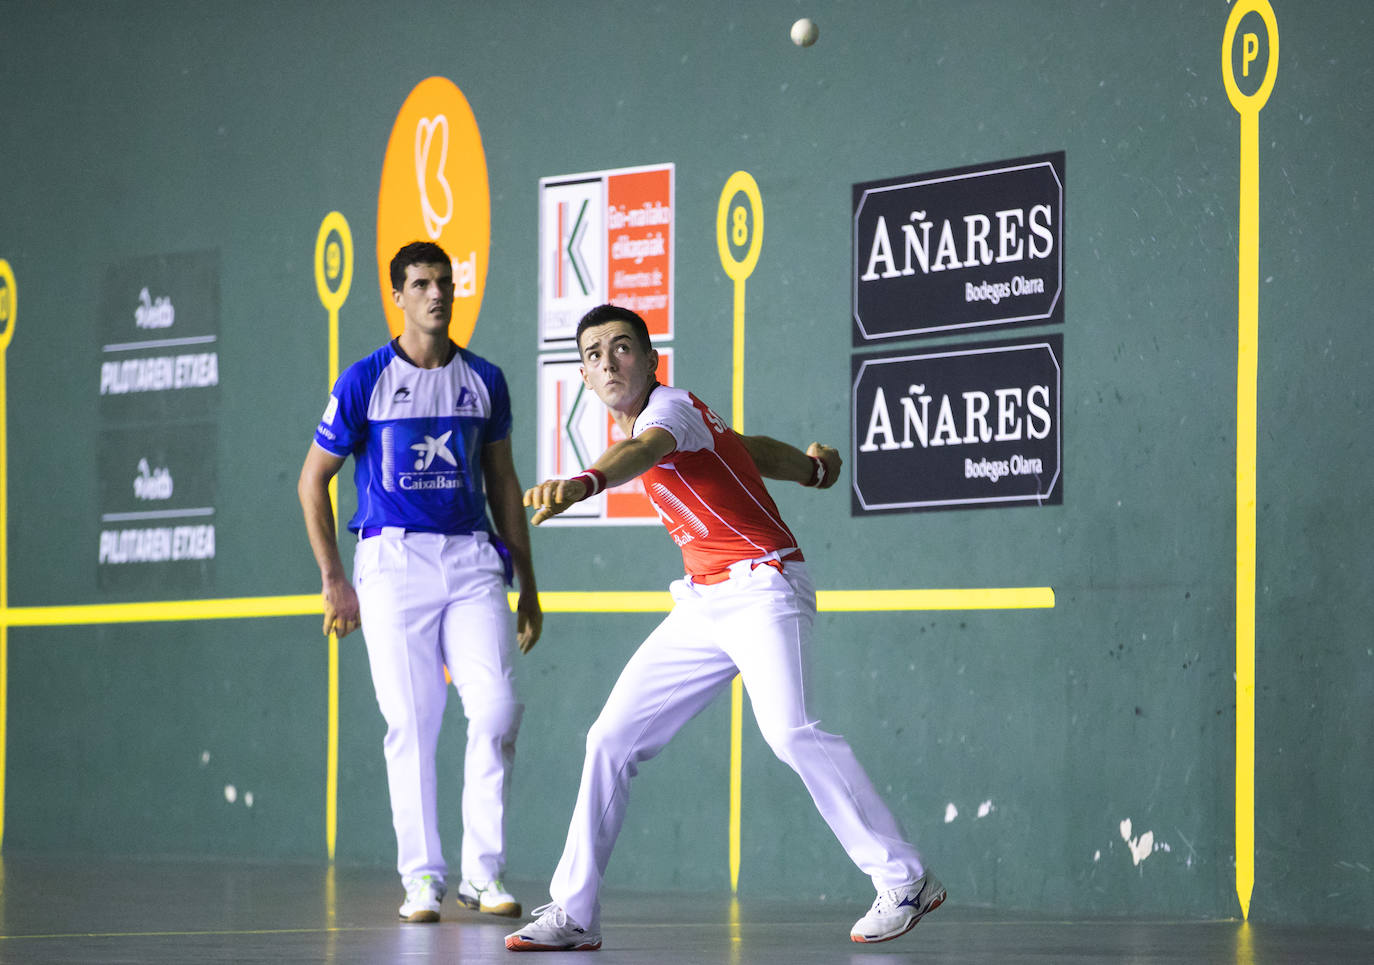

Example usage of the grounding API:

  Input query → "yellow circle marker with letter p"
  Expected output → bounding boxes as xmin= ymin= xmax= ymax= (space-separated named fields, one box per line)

xmin=1222 ymin=0 xmax=1277 ymax=923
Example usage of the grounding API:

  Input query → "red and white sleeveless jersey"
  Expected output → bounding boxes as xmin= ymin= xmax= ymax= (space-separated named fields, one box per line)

xmin=634 ymin=386 xmax=802 ymax=579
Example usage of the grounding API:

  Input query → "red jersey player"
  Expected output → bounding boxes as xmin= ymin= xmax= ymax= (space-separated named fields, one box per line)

xmin=508 ymin=304 xmax=944 ymax=952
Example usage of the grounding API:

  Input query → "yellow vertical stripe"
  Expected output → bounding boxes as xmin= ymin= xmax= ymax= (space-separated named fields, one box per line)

xmin=0 ymin=258 xmax=15 ymax=850
xmin=717 ymin=171 xmax=763 ymax=893
xmin=731 ymin=282 xmax=746 ymax=434
xmin=1234 ymin=107 xmax=1258 ymax=922
xmin=0 ymin=358 xmax=8 ymax=849
xmin=325 ymin=312 xmax=341 ymax=863
xmin=729 ymin=676 xmax=743 ymax=891
xmin=315 ymin=211 xmax=353 ymax=864
xmin=729 ymin=276 xmax=746 ymax=893
xmin=1223 ymin=0 xmax=1277 ymax=921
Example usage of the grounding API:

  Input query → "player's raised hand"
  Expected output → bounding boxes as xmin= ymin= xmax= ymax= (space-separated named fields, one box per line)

xmin=806 ymin=443 xmax=842 ymax=490
xmin=523 ymin=477 xmax=589 ymax=526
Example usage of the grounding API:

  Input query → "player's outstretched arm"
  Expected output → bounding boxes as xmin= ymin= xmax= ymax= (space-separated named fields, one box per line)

xmin=739 ymin=435 xmax=842 ymax=490
xmin=524 ymin=427 xmax=676 ymax=525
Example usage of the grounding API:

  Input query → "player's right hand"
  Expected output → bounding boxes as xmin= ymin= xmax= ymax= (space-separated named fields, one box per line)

xmin=806 ymin=442 xmax=842 ymax=490
xmin=523 ymin=477 xmax=589 ymax=526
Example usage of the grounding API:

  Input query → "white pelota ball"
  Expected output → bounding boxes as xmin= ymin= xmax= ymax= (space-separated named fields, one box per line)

xmin=791 ymin=17 xmax=818 ymax=47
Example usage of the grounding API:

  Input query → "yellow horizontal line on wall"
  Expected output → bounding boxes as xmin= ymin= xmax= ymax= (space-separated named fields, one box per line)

xmin=0 ymin=595 xmax=323 ymax=626
xmin=819 ymin=587 xmax=1054 ymax=611
xmin=0 ymin=587 xmax=1054 ymax=627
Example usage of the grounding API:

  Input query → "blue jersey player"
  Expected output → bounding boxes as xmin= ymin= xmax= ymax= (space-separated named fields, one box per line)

xmin=299 ymin=241 xmax=541 ymax=923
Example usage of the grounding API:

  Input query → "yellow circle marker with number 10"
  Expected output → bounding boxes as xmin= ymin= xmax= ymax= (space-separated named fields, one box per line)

xmin=313 ymin=212 xmax=353 ymax=863
xmin=715 ymin=172 xmax=762 ymax=894
xmin=0 ymin=258 xmax=13 ymax=849
xmin=0 ymin=260 xmax=15 ymax=353
xmin=1222 ymin=0 xmax=1277 ymax=924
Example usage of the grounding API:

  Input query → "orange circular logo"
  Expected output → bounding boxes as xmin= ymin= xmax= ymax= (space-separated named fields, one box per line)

xmin=376 ymin=77 xmax=490 ymax=345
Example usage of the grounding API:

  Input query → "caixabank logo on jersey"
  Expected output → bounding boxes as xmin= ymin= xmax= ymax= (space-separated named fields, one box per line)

xmin=853 ymin=152 xmax=1064 ymax=343
xmin=851 ymin=335 xmax=1062 ymax=514
xmin=382 ymin=426 xmax=470 ymax=493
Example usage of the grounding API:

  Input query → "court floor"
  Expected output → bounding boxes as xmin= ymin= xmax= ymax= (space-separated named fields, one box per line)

xmin=0 ymin=857 xmax=1370 ymax=964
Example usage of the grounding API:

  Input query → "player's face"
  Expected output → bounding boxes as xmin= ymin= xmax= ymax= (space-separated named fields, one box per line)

xmin=579 ymin=320 xmax=658 ymax=412
xmin=393 ymin=261 xmax=454 ymax=336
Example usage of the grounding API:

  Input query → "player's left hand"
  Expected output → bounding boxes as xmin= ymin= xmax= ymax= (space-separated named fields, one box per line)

xmin=806 ymin=443 xmax=842 ymax=490
xmin=321 ymin=577 xmax=361 ymax=638
xmin=516 ymin=589 xmax=543 ymax=654
xmin=523 ymin=477 xmax=589 ymax=526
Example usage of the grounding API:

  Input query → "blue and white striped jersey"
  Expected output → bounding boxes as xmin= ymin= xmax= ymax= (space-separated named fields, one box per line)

xmin=313 ymin=339 xmax=512 ymax=535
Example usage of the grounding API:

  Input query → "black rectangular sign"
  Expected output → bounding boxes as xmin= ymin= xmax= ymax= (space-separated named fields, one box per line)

xmin=97 ymin=250 xmax=220 ymax=592
xmin=99 ymin=250 xmax=221 ymax=425
xmin=851 ymin=335 xmax=1063 ymax=514
xmin=96 ymin=425 xmax=217 ymax=592
xmin=853 ymin=152 xmax=1064 ymax=342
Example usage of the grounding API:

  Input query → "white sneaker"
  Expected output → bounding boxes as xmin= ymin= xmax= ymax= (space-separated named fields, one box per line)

xmin=457 ymin=877 xmax=522 ymax=917
xmin=504 ymin=902 xmax=602 ymax=951
xmin=398 ymin=874 xmax=445 ymax=923
xmin=850 ymin=872 xmax=946 ymax=943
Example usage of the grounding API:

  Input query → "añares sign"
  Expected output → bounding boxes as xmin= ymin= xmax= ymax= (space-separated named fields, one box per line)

xmin=851 ymin=336 xmax=1063 ymax=514
xmin=853 ymin=153 xmax=1064 ymax=342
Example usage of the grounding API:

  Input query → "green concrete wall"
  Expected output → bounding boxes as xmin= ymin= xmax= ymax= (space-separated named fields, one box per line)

xmin=0 ymin=0 xmax=1369 ymax=928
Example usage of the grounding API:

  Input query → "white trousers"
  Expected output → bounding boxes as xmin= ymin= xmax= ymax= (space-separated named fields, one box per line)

xmin=354 ymin=529 xmax=522 ymax=885
xmin=549 ymin=560 xmax=925 ymax=928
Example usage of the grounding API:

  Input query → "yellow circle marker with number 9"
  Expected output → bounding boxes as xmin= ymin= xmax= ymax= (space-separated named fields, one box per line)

xmin=311 ymin=212 xmax=352 ymax=863
xmin=0 ymin=260 xmax=16 ymax=353
xmin=315 ymin=211 xmax=354 ymax=314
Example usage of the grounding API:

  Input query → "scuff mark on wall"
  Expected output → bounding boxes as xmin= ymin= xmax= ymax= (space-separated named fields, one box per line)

xmin=1121 ymin=818 xmax=1154 ymax=866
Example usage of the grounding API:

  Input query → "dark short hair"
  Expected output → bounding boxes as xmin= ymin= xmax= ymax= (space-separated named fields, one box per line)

xmin=575 ymin=304 xmax=652 ymax=353
xmin=390 ymin=241 xmax=451 ymax=291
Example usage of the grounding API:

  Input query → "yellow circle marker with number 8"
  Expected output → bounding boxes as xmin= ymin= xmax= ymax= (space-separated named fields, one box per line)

xmin=716 ymin=171 xmax=763 ymax=283
xmin=716 ymin=171 xmax=763 ymax=435
xmin=715 ymin=172 xmax=763 ymax=897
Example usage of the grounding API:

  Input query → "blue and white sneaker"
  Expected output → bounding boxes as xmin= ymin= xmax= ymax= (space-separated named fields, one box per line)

xmin=399 ymin=874 xmax=445 ymax=923
xmin=505 ymin=902 xmax=602 ymax=951
xmin=850 ymin=872 xmax=945 ymax=943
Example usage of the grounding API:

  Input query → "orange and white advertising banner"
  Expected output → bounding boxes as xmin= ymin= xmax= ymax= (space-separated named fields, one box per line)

xmin=535 ymin=349 xmax=672 ymax=525
xmin=538 ymin=163 xmax=673 ymax=350
xmin=377 ymin=77 xmax=490 ymax=345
